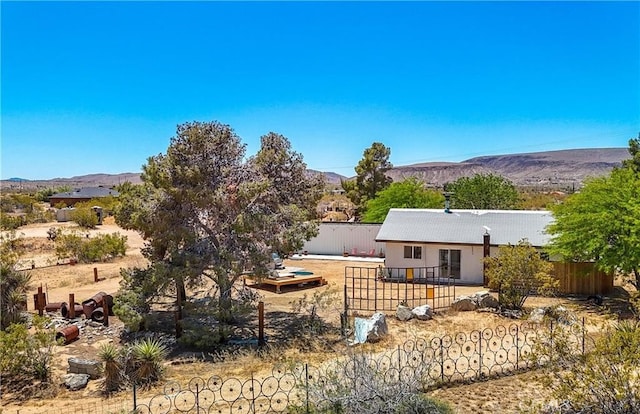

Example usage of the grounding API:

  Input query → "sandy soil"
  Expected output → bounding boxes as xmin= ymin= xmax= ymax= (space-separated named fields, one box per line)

xmin=1 ymin=221 xmax=617 ymax=414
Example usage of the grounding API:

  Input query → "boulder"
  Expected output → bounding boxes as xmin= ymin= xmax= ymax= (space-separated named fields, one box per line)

xmin=396 ymin=304 xmax=414 ymax=321
xmin=548 ymin=306 xmax=577 ymax=325
xmin=412 ymin=304 xmax=433 ymax=320
xmin=529 ymin=307 xmax=547 ymax=323
xmin=68 ymin=357 xmax=102 ymax=379
xmin=451 ymin=296 xmax=478 ymax=312
xmin=476 ymin=292 xmax=500 ymax=309
xmin=63 ymin=373 xmax=90 ymax=391
xmin=353 ymin=312 xmax=388 ymax=344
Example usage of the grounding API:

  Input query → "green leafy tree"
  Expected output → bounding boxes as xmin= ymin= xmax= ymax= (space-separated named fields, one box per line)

xmin=342 ymin=142 xmax=393 ymax=216
xmin=547 ymin=166 xmax=640 ymax=288
xmin=446 ymin=173 xmax=518 ymax=210
xmin=484 ymin=239 xmax=556 ymax=309
xmin=362 ymin=177 xmax=444 ymax=223
xmin=622 ymin=132 xmax=640 ymax=172
xmin=115 ymin=121 xmax=324 ymax=333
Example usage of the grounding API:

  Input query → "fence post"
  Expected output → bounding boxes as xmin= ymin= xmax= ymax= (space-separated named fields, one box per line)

xmin=305 ymin=363 xmax=310 ymax=414
xmin=258 ymin=301 xmax=265 ymax=346
xmin=37 ymin=285 xmax=44 ymax=316
xmin=69 ymin=293 xmax=75 ymax=319
xmin=132 ymin=383 xmax=137 ymax=411
xmin=374 ymin=271 xmax=378 ymax=312
xmin=343 ymin=284 xmax=348 ymax=316
xmin=515 ymin=325 xmax=519 ymax=368
xmin=549 ymin=320 xmax=554 ymax=363
xmin=581 ymin=317 xmax=585 ymax=355
xmin=440 ymin=338 xmax=444 ymax=383
xmin=250 ymin=372 xmax=257 ymax=414
xmin=478 ymin=330 xmax=483 ymax=379
xmin=196 ymin=382 xmax=200 ymax=412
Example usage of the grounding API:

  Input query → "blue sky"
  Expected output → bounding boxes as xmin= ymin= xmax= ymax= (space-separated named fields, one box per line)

xmin=2 ymin=1 xmax=639 ymax=180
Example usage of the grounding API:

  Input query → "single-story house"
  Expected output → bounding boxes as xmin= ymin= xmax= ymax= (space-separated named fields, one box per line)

xmin=49 ymin=187 xmax=119 ymax=207
xmin=375 ymin=208 xmax=554 ymax=285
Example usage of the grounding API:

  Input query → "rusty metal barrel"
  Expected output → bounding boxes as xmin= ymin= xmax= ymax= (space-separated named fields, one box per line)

xmin=81 ymin=299 xmax=97 ymax=318
xmin=45 ymin=302 xmax=67 ymax=313
xmin=56 ymin=325 xmax=79 ymax=344
xmin=61 ymin=303 xmax=83 ymax=318
xmin=90 ymin=307 xmax=105 ymax=322
xmin=90 ymin=292 xmax=107 ymax=306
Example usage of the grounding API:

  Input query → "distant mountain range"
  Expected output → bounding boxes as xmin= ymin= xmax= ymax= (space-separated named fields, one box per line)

xmin=388 ymin=148 xmax=630 ymax=188
xmin=1 ymin=148 xmax=630 ymax=190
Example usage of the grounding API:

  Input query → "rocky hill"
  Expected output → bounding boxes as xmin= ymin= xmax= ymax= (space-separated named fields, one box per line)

xmin=388 ymin=148 xmax=630 ymax=188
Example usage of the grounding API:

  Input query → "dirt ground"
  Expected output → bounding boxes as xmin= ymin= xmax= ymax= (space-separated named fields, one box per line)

xmin=1 ymin=221 xmax=621 ymax=413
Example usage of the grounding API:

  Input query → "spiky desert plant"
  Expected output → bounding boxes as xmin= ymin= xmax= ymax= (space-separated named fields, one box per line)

xmin=0 ymin=264 xmax=31 ymax=330
xmin=129 ymin=338 xmax=168 ymax=386
xmin=98 ymin=342 xmax=124 ymax=393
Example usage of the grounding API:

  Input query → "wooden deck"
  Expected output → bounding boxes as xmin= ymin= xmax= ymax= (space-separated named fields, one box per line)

xmin=245 ymin=273 xmax=327 ymax=293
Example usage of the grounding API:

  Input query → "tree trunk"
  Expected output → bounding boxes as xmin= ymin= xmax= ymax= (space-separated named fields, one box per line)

xmin=217 ymin=274 xmax=234 ymax=324
xmin=634 ymin=267 xmax=640 ymax=290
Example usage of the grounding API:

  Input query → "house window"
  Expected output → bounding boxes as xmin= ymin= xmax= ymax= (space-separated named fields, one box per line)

xmin=404 ymin=246 xmax=422 ymax=259
xmin=439 ymin=249 xmax=461 ymax=279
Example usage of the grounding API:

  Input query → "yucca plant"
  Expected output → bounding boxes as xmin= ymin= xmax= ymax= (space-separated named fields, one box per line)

xmin=98 ymin=342 xmax=125 ymax=393
xmin=0 ymin=264 xmax=31 ymax=330
xmin=129 ymin=338 xmax=168 ymax=386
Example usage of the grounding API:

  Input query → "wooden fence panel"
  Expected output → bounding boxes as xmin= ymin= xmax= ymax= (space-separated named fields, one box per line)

xmin=553 ymin=262 xmax=613 ymax=295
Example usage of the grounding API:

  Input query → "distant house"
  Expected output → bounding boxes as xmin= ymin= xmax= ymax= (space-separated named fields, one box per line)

xmin=49 ymin=187 xmax=119 ymax=207
xmin=375 ymin=208 xmax=554 ymax=285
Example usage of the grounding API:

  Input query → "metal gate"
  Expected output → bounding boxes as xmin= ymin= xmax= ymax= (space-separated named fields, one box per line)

xmin=344 ymin=266 xmax=456 ymax=314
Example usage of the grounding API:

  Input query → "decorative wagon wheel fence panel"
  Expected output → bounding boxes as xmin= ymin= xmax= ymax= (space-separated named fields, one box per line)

xmin=133 ymin=365 xmax=300 ymax=414
xmin=132 ymin=320 xmax=585 ymax=413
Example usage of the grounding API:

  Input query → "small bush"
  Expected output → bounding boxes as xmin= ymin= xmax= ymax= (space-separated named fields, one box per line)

xmin=291 ymin=352 xmax=452 ymax=414
xmin=113 ymin=290 xmax=147 ymax=333
xmin=530 ymin=320 xmax=640 ymax=413
xmin=0 ymin=316 xmax=60 ymax=384
xmin=70 ymin=206 xmax=99 ymax=228
xmin=0 ymin=215 xmax=24 ymax=230
xmin=55 ymin=231 xmax=127 ymax=263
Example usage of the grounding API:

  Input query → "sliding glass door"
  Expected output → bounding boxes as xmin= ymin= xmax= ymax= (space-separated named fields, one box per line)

xmin=439 ymin=249 xmax=461 ymax=279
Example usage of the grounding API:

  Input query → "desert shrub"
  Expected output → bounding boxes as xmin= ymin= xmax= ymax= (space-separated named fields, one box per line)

xmin=0 ymin=214 xmax=24 ymax=230
xmin=55 ymin=231 xmax=127 ymax=263
xmin=289 ymin=352 xmax=452 ymax=414
xmin=0 ymin=316 xmax=60 ymax=384
xmin=290 ymin=286 xmax=341 ymax=338
xmin=70 ymin=205 xmax=99 ymax=228
xmin=177 ymin=319 xmax=234 ymax=349
xmin=530 ymin=320 xmax=640 ymax=413
xmin=484 ymin=239 xmax=557 ymax=309
xmin=113 ymin=290 xmax=147 ymax=333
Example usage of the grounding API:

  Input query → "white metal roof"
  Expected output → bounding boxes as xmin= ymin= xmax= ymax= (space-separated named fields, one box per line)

xmin=375 ymin=209 xmax=554 ymax=247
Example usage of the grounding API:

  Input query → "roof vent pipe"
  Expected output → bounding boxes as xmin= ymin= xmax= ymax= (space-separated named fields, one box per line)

xmin=443 ymin=192 xmax=453 ymax=213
